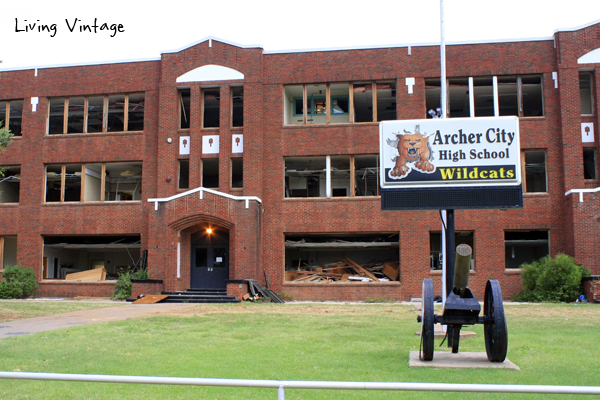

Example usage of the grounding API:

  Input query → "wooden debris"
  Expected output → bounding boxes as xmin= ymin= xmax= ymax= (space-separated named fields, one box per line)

xmin=133 ymin=294 xmax=168 ymax=304
xmin=286 ymin=258 xmax=400 ymax=283
xmin=65 ymin=268 xmax=106 ymax=281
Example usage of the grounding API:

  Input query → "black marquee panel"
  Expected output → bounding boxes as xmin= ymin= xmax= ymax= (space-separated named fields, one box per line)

xmin=381 ymin=186 xmax=523 ymax=210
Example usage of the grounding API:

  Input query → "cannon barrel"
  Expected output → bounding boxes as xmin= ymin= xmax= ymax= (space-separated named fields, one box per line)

xmin=453 ymin=244 xmax=472 ymax=292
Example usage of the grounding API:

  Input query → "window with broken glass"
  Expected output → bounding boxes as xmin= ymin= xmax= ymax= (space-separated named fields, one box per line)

xmin=285 ymin=233 xmax=399 ymax=283
xmin=429 ymin=231 xmax=474 ymax=270
xmin=47 ymin=93 xmax=145 ymax=134
xmin=504 ymin=230 xmax=549 ymax=269
xmin=580 ymin=72 xmax=594 ymax=116
xmin=522 ymin=150 xmax=547 ymax=193
xmin=284 ymin=82 xmax=395 ymax=125
xmin=284 ymin=155 xmax=379 ymax=198
xmin=45 ymin=162 xmax=142 ymax=202
xmin=0 ymin=166 xmax=21 ymax=203
xmin=0 ymin=100 xmax=23 ymax=136
xmin=426 ymin=75 xmax=543 ymax=118
xmin=42 ymin=235 xmax=141 ymax=280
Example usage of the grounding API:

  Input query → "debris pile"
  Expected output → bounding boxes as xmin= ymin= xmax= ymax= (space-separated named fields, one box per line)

xmin=285 ymin=258 xmax=399 ymax=283
xmin=242 ymin=279 xmax=285 ymax=303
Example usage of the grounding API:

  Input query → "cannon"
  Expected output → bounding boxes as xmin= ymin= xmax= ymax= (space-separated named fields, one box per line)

xmin=418 ymin=243 xmax=507 ymax=362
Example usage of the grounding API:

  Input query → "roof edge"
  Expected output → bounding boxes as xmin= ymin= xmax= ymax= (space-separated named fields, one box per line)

xmin=0 ymin=57 xmax=161 ymax=73
xmin=161 ymin=36 xmax=263 ymax=54
xmin=555 ymin=18 xmax=600 ymax=33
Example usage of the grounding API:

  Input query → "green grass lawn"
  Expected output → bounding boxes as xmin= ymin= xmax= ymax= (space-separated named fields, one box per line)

xmin=0 ymin=300 xmax=125 ymax=323
xmin=0 ymin=302 xmax=598 ymax=399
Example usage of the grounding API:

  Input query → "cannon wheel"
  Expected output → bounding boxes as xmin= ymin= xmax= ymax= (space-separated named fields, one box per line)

xmin=419 ymin=279 xmax=434 ymax=361
xmin=484 ymin=280 xmax=508 ymax=362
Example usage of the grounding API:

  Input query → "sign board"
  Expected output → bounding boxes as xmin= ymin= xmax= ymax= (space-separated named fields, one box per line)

xmin=380 ymin=116 xmax=520 ymax=189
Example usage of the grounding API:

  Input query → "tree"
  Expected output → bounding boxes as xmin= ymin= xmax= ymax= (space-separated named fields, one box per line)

xmin=0 ymin=121 xmax=13 ymax=182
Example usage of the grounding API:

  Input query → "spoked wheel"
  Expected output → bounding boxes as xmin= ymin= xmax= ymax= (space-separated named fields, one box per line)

xmin=419 ymin=279 xmax=434 ymax=361
xmin=484 ymin=279 xmax=508 ymax=362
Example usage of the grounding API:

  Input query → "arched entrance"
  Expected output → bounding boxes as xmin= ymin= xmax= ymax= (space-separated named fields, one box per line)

xmin=190 ymin=228 xmax=229 ymax=289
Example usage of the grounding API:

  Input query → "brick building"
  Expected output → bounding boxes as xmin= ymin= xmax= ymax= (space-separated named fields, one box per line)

xmin=0 ymin=20 xmax=599 ymax=301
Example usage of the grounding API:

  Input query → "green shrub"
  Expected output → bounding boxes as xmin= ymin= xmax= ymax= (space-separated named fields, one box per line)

xmin=112 ymin=272 xmax=132 ymax=300
xmin=131 ymin=268 xmax=148 ymax=280
xmin=0 ymin=265 xmax=38 ymax=299
xmin=514 ymin=254 xmax=587 ymax=302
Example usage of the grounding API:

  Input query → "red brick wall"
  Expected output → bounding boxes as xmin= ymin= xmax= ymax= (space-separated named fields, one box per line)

xmin=37 ymin=281 xmax=116 ymax=298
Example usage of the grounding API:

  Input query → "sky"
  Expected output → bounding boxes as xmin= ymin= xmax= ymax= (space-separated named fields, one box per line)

xmin=1 ymin=0 xmax=599 ymax=70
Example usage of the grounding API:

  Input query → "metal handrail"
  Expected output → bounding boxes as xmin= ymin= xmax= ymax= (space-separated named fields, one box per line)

xmin=565 ymin=187 xmax=600 ymax=202
xmin=1 ymin=372 xmax=600 ymax=398
xmin=148 ymin=186 xmax=261 ymax=210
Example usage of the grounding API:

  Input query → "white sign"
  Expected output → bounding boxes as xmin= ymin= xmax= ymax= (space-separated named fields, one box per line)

xmin=179 ymin=136 xmax=190 ymax=155
xmin=582 ymin=123 xmax=594 ymax=143
xmin=202 ymin=135 xmax=220 ymax=154
xmin=380 ymin=116 xmax=521 ymax=188
xmin=232 ymin=134 xmax=244 ymax=153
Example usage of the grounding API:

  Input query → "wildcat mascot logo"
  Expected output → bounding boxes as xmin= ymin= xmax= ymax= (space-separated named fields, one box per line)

xmin=386 ymin=125 xmax=436 ymax=179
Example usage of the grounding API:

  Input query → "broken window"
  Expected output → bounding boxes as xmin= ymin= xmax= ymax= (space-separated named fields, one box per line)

xmin=0 ymin=166 xmax=20 ymax=203
xmin=520 ymin=76 xmax=543 ymax=117
xmin=523 ymin=150 xmax=547 ymax=192
xmin=179 ymin=89 xmax=191 ymax=129
xmin=448 ymin=78 xmax=470 ymax=118
xmin=426 ymin=75 xmax=543 ymax=118
xmin=498 ymin=76 xmax=519 ymax=116
xmin=474 ymin=77 xmax=495 ymax=117
xmin=231 ymin=157 xmax=243 ymax=188
xmin=353 ymin=83 xmax=373 ymax=122
xmin=0 ymin=100 xmax=23 ymax=136
xmin=42 ymin=235 xmax=141 ymax=280
xmin=202 ymin=158 xmax=219 ymax=188
xmin=430 ymin=231 xmax=474 ymax=270
xmin=584 ymin=148 xmax=596 ymax=180
xmin=127 ymin=93 xmax=145 ymax=131
xmin=504 ymin=230 xmax=549 ymax=269
xmin=179 ymin=159 xmax=190 ymax=189
xmin=104 ymin=163 xmax=143 ymax=201
xmin=203 ymin=89 xmax=220 ymax=128
xmin=376 ymin=82 xmax=397 ymax=121
xmin=285 ymin=157 xmax=326 ymax=197
xmin=580 ymin=72 xmax=594 ymax=115
xmin=48 ymin=162 xmax=142 ymax=202
xmin=45 ymin=164 xmax=82 ymax=202
xmin=67 ymin=97 xmax=85 ymax=133
xmin=0 ymin=236 xmax=18 ymax=269
xmin=354 ymin=155 xmax=379 ymax=196
xmin=48 ymin=93 xmax=144 ymax=134
xmin=285 ymin=233 xmax=400 ymax=282
xmin=285 ymin=155 xmax=379 ymax=198
xmin=231 ymin=87 xmax=243 ymax=127
xmin=284 ymin=82 xmax=389 ymax=125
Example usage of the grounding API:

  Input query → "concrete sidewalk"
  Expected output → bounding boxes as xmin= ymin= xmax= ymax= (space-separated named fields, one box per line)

xmin=0 ymin=303 xmax=197 ymax=340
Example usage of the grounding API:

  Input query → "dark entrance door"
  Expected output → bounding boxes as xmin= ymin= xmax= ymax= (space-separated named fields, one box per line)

xmin=190 ymin=230 xmax=229 ymax=289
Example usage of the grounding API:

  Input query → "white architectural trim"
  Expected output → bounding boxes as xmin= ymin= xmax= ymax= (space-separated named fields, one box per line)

xmin=148 ymin=187 xmax=261 ymax=211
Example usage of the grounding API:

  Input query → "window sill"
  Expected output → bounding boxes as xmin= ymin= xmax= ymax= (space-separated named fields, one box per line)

xmin=46 ymin=131 xmax=143 ymax=138
xmin=284 ymin=196 xmax=381 ymax=202
xmin=283 ymin=122 xmax=380 ymax=128
xmin=523 ymin=192 xmax=549 ymax=197
xmin=504 ymin=268 xmax=523 ymax=275
xmin=42 ymin=201 xmax=142 ymax=206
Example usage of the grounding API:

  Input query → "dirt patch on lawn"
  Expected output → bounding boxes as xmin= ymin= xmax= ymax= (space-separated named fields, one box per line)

xmin=165 ymin=303 xmax=414 ymax=317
